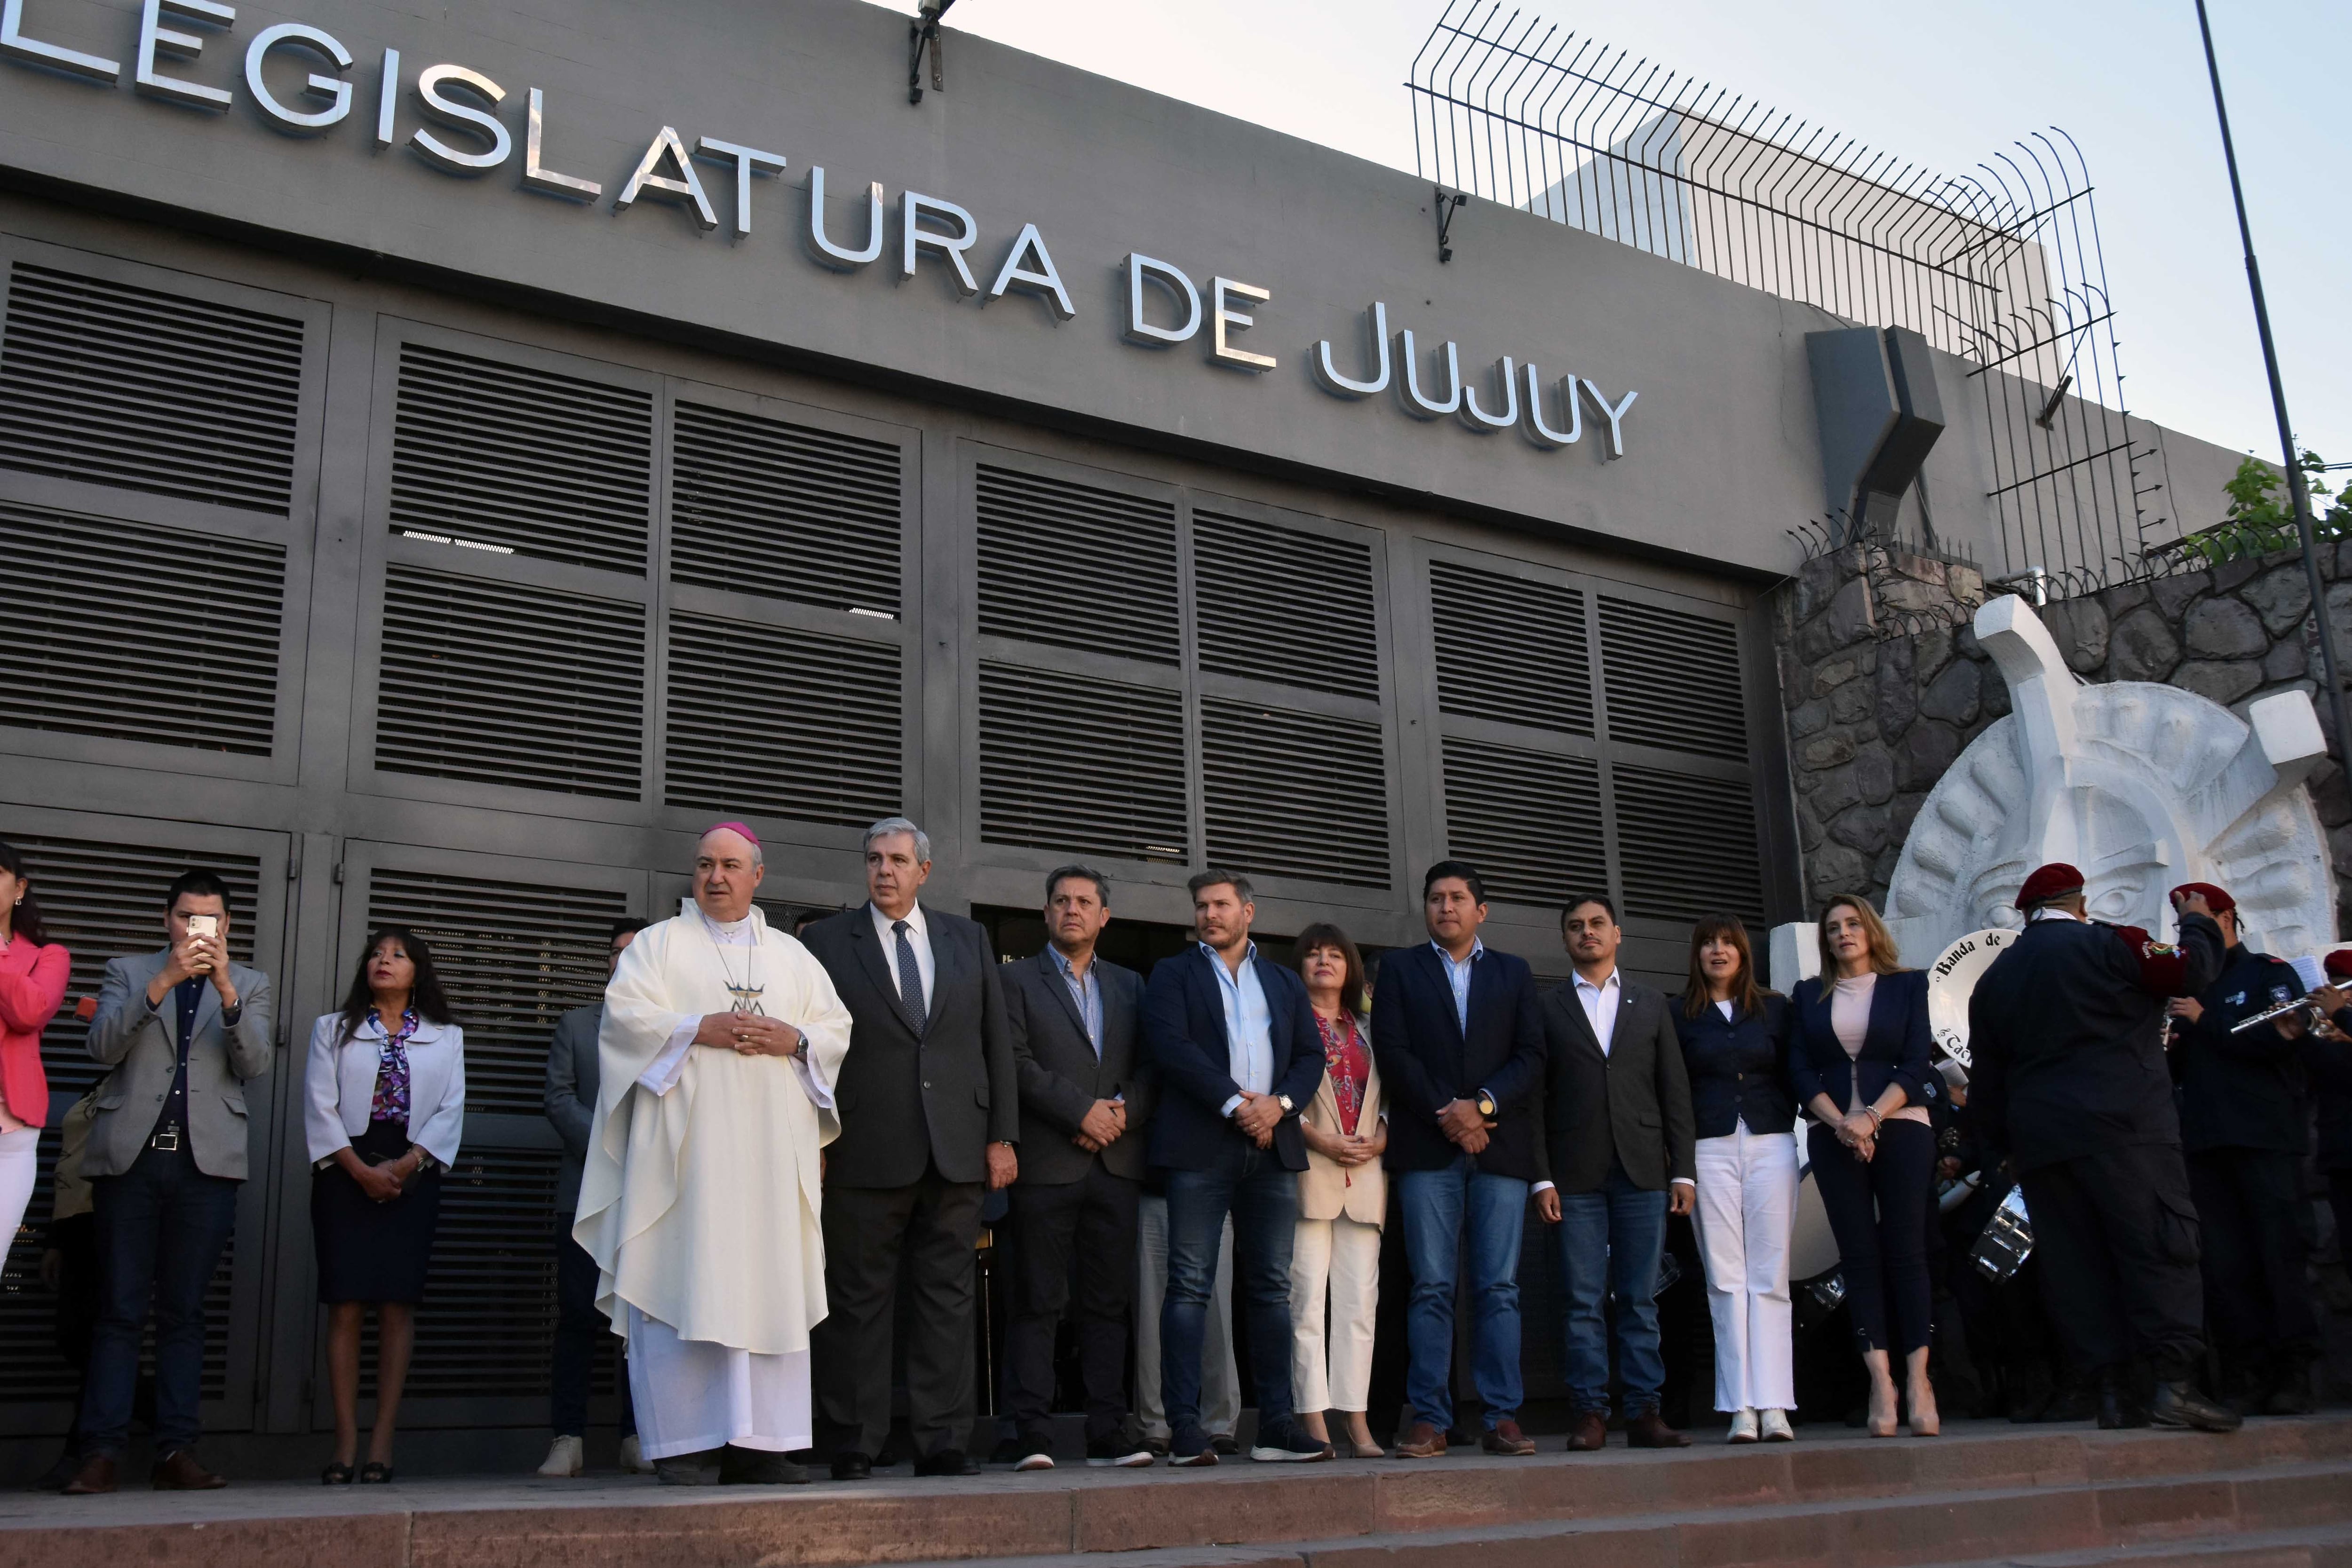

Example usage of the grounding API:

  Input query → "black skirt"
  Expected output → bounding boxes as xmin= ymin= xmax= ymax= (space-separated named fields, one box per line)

xmin=312 ymin=1119 xmax=443 ymax=1304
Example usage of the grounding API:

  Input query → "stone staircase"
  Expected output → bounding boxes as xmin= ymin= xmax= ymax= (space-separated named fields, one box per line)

xmin=4 ymin=1417 xmax=2348 ymax=1568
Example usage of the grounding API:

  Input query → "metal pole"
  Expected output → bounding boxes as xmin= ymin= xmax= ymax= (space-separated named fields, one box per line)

xmin=2192 ymin=0 xmax=2352 ymax=760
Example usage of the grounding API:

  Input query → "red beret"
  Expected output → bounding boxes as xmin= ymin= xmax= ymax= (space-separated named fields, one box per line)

xmin=2325 ymin=949 xmax=2352 ymax=981
xmin=2168 ymin=882 xmax=2236 ymax=914
xmin=2015 ymin=863 xmax=2084 ymax=907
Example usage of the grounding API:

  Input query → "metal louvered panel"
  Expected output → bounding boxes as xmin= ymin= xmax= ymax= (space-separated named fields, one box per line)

xmin=977 ymin=662 xmax=1188 ymax=862
xmin=1201 ymin=698 xmax=1390 ymax=887
xmin=670 ymin=401 xmax=902 ymax=616
xmin=1192 ymin=512 xmax=1381 ymax=700
xmin=664 ymin=611 xmax=902 ymax=826
xmin=0 ymin=261 xmax=304 ymax=515
xmin=374 ymin=565 xmax=645 ymax=799
xmin=1597 ymin=596 xmax=1748 ymax=759
xmin=1615 ymin=765 xmax=1765 ymax=927
xmin=975 ymin=465 xmax=1180 ymax=664
xmin=388 ymin=342 xmax=652 ymax=574
xmin=1439 ymin=737 xmax=1605 ymax=908
xmin=0 ymin=834 xmax=262 ymax=1100
xmin=0 ymin=502 xmax=283 ymax=755
xmin=397 ymin=1147 xmax=564 ymax=1397
xmin=1430 ymin=561 xmax=1593 ymax=736
xmin=365 ymin=867 xmax=627 ymax=1116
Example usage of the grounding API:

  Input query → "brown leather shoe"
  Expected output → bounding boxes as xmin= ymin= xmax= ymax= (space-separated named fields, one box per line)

xmin=62 ymin=1453 xmax=118 ymax=1495
xmin=1481 ymin=1418 xmax=1536 ymax=1456
xmin=1565 ymin=1411 xmax=1608 ymax=1452
xmin=151 ymin=1449 xmax=228 ymax=1490
xmin=1392 ymin=1419 xmax=1447 ymax=1458
xmin=1627 ymin=1410 xmax=1691 ymax=1449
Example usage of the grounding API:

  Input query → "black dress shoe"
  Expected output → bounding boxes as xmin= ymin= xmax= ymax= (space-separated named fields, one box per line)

xmin=2041 ymin=1373 xmax=2098 ymax=1424
xmin=2097 ymin=1370 xmax=2148 ymax=1430
xmin=719 ymin=1446 xmax=809 ymax=1485
xmin=914 ymin=1448 xmax=979 ymax=1477
xmin=831 ymin=1450 xmax=873 ymax=1481
xmin=2150 ymin=1379 xmax=2243 ymax=1433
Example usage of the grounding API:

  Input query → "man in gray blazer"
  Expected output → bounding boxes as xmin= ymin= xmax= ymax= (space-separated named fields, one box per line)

xmin=66 ymin=870 xmax=273 ymax=1496
xmin=999 ymin=866 xmax=1153 ymax=1471
xmin=538 ymin=916 xmax=648 ymax=1479
xmin=801 ymin=818 xmax=1018 ymax=1480
xmin=1532 ymin=894 xmax=1696 ymax=1453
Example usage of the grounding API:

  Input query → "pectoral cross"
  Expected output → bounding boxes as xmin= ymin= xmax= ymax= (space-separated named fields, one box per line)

xmin=724 ymin=982 xmax=766 ymax=1015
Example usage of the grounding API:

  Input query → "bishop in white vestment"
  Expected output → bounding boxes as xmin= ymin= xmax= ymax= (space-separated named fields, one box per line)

xmin=573 ymin=823 xmax=852 ymax=1481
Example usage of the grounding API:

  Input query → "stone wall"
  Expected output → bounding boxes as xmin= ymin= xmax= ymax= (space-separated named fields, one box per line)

xmin=1773 ymin=543 xmax=2352 ymax=932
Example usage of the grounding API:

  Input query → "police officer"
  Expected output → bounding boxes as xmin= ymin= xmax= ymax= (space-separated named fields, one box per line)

xmin=2161 ymin=881 xmax=2319 ymax=1416
xmin=1967 ymin=863 xmax=2238 ymax=1432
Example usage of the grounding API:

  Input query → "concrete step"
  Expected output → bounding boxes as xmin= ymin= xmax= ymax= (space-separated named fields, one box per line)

xmin=3 ymin=1417 xmax=2348 ymax=1568
xmin=1925 ymin=1521 xmax=2352 ymax=1568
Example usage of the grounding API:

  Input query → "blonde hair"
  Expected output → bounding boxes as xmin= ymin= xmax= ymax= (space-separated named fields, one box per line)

xmin=1817 ymin=893 xmax=1903 ymax=976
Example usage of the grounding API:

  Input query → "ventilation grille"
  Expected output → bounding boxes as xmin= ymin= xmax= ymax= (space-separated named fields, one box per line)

xmin=664 ymin=611 xmax=902 ymax=826
xmin=0 ymin=833 xmax=263 ymax=1101
xmin=1615 ymin=765 xmax=1765 ymax=927
xmin=1192 ymin=512 xmax=1381 ymax=700
xmin=0 ymin=261 xmax=305 ymax=515
xmin=374 ymin=565 xmax=645 ymax=799
xmin=670 ymin=401 xmax=902 ymax=616
xmin=1430 ymin=561 xmax=1593 ymax=735
xmin=1597 ymin=596 xmax=1748 ymax=759
xmin=1439 ymin=738 xmax=1605 ymax=908
xmin=398 ymin=1147 xmax=563 ymax=1398
xmin=365 ymin=866 xmax=628 ymax=1117
xmin=1201 ymin=698 xmax=1389 ymax=887
xmin=977 ymin=663 xmax=1188 ymax=862
xmin=388 ymin=342 xmax=652 ymax=574
xmin=975 ymin=465 xmax=1179 ymax=664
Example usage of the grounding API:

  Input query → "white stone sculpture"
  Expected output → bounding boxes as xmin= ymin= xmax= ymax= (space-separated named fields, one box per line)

xmin=1772 ymin=594 xmax=2335 ymax=985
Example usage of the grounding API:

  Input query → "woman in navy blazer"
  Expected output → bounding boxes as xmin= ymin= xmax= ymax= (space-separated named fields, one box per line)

xmin=1673 ymin=917 xmax=1798 ymax=1443
xmin=1788 ymin=895 xmax=1939 ymax=1438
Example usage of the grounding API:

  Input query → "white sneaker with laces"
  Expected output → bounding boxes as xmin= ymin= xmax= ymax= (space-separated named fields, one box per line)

xmin=537 ymin=1434 xmax=585 ymax=1477
xmin=1725 ymin=1409 xmax=1759 ymax=1444
xmin=619 ymin=1433 xmax=651 ymax=1473
xmin=1760 ymin=1410 xmax=1795 ymax=1442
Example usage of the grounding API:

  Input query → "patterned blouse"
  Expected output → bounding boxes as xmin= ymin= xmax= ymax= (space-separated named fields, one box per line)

xmin=367 ymin=1008 xmax=421 ymax=1127
xmin=1316 ymin=1012 xmax=1370 ymax=1137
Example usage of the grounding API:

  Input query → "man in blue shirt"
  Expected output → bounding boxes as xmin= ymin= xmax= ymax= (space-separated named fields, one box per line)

xmin=1141 ymin=871 xmax=1327 ymax=1465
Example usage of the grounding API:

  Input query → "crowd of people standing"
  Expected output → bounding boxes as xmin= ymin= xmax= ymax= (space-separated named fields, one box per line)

xmin=0 ymin=823 xmax=2344 ymax=1494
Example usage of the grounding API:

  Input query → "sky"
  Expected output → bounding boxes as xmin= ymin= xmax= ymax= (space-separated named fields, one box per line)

xmin=886 ymin=0 xmax=2348 ymax=481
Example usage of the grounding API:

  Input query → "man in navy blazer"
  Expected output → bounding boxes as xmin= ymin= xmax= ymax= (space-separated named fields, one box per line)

xmin=1372 ymin=862 xmax=1548 ymax=1457
xmin=1141 ymin=871 xmax=1328 ymax=1466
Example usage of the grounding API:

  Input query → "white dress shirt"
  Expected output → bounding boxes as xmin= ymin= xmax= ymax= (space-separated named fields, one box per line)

xmin=1206 ymin=941 xmax=1275 ymax=1118
xmin=1576 ymin=968 xmax=1623 ymax=1056
xmin=872 ymin=899 xmax=936 ymax=1014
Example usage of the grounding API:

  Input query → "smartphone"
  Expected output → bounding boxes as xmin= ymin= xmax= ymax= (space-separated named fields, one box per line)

xmin=186 ymin=913 xmax=218 ymax=972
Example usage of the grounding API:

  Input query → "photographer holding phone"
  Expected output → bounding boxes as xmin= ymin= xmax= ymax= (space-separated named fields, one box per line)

xmin=68 ymin=870 xmax=274 ymax=1496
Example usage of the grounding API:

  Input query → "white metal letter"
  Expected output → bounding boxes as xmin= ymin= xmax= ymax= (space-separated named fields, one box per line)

xmin=1121 ymin=253 xmax=1200 ymax=347
xmin=1459 ymin=355 xmax=1518 ymax=432
xmin=1521 ymin=364 xmax=1582 ymax=448
xmin=1208 ymin=277 xmax=1273 ymax=372
xmin=1579 ymin=379 xmax=1639 ymax=458
xmin=615 ymin=126 xmax=716 ymax=230
xmin=243 ymin=21 xmax=350 ymax=135
xmin=805 ymin=166 xmax=885 ymax=270
xmin=409 ymin=63 xmax=510 ymax=174
xmin=985 ymin=222 xmax=1074 ymax=321
xmin=1 ymin=0 xmax=121 ymax=81
xmin=135 ymin=0 xmax=233 ymax=111
xmin=694 ymin=136 xmax=786 ymax=236
xmin=1395 ymin=329 xmax=1461 ymax=419
xmin=900 ymin=191 xmax=979 ymax=296
xmin=1311 ymin=302 xmax=1390 ymax=398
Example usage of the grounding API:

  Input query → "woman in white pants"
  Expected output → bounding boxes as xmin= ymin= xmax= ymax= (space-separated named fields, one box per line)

xmin=1288 ymin=924 xmax=1386 ymax=1458
xmin=1674 ymin=916 xmax=1799 ymax=1442
xmin=0 ymin=841 xmax=70 ymax=1260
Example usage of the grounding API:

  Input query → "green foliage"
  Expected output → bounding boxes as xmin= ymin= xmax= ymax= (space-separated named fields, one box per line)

xmin=2171 ymin=450 xmax=2352 ymax=567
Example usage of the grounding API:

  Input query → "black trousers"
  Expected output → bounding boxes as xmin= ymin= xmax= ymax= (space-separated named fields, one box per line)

xmin=2019 ymin=1142 xmax=2205 ymax=1380
xmin=1001 ymin=1163 xmax=1140 ymax=1446
xmin=1809 ymin=1119 xmax=1935 ymax=1355
xmin=550 ymin=1220 xmax=634 ymax=1439
xmin=2187 ymin=1147 xmax=2319 ymax=1359
xmin=816 ymin=1164 xmax=984 ymax=1460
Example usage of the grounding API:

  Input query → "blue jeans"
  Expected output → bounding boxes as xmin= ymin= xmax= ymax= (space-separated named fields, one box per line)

xmin=1398 ymin=1155 xmax=1529 ymax=1430
xmin=80 ymin=1144 xmax=240 ymax=1455
xmin=1555 ymin=1162 xmax=1669 ymax=1414
xmin=1161 ymin=1150 xmax=1300 ymax=1437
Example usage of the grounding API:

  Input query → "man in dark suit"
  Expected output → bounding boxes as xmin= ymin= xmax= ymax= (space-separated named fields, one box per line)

xmin=1000 ymin=866 xmax=1154 ymax=1471
xmin=1533 ymin=893 xmax=1695 ymax=1452
xmin=802 ymin=818 xmax=1019 ymax=1480
xmin=1142 ymin=871 xmax=1328 ymax=1466
xmin=1372 ymin=861 xmax=1547 ymax=1458
xmin=539 ymin=916 xmax=648 ymax=1479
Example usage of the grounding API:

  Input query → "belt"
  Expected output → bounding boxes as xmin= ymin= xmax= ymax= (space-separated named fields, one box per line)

xmin=150 ymin=1123 xmax=183 ymax=1153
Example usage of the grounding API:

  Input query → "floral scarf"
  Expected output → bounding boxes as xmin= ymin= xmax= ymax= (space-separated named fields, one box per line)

xmin=367 ymin=1007 xmax=421 ymax=1126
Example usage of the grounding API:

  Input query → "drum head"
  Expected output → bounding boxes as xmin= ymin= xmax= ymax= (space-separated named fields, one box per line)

xmin=1926 ymin=928 xmax=2018 ymax=1069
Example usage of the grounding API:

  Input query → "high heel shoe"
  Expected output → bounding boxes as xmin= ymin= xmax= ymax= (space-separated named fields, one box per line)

xmin=1867 ymin=1385 xmax=1899 ymax=1438
xmin=1907 ymin=1387 xmax=1940 ymax=1437
xmin=320 ymin=1460 xmax=355 ymax=1485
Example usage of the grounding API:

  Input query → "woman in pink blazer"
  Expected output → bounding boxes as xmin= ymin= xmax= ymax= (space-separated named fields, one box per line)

xmin=0 ymin=841 xmax=72 ymax=1248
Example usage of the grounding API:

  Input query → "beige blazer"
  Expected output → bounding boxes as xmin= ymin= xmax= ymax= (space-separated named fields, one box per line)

xmin=1297 ymin=1014 xmax=1385 ymax=1226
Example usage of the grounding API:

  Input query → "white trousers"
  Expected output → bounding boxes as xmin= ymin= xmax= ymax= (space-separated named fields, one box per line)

xmin=624 ymin=1304 xmax=811 ymax=1458
xmin=1288 ymin=1214 xmax=1381 ymax=1414
xmin=1135 ymin=1193 xmax=1237 ymax=1439
xmin=0 ymin=1128 xmax=36 ymax=1265
xmin=1693 ymin=1122 xmax=1798 ymax=1413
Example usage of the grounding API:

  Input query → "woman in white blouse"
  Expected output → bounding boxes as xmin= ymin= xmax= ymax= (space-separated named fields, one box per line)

xmin=304 ymin=927 xmax=465 ymax=1483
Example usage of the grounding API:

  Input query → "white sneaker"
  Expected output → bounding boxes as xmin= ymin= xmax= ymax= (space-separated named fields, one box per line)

xmin=1725 ymin=1409 xmax=1759 ymax=1444
xmin=1760 ymin=1410 xmax=1795 ymax=1442
xmin=619 ymin=1433 xmax=651 ymax=1473
xmin=537 ymin=1434 xmax=585 ymax=1477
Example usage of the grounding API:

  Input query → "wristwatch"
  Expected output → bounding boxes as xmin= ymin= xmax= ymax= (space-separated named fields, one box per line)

xmin=1276 ymin=1095 xmax=1295 ymax=1115
xmin=1476 ymin=1091 xmax=1498 ymax=1118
